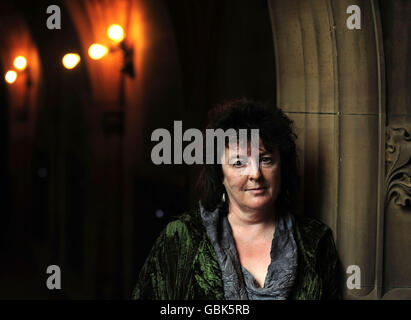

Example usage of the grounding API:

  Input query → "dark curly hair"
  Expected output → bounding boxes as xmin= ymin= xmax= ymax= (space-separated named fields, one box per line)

xmin=196 ymin=98 xmax=300 ymax=216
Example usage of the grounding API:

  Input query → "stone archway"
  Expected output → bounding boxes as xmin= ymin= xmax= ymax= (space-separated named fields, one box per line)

xmin=267 ymin=0 xmax=403 ymax=300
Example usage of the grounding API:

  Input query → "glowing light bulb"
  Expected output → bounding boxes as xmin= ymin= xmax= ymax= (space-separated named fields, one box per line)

xmin=13 ymin=56 xmax=27 ymax=71
xmin=88 ymin=43 xmax=109 ymax=60
xmin=107 ymin=24 xmax=125 ymax=43
xmin=5 ymin=70 xmax=17 ymax=84
xmin=62 ymin=53 xmax=81 ymax=69
xmin=14 ymin=56 xmax=27 ymax=70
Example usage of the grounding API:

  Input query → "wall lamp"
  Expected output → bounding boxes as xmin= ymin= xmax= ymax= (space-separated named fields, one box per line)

xmin=4 ymin=55 xmax=32 ymax=86
xmin=62 ymin=53 xmax=81 ymax=70
xmin=88 ymin=24 xmax=135 ymax=78
xmin=4 ymin=55 xmax=32 ymax=121
xmin=61 ymin=24 xmax=134 ymax=79
xmin=86 ymin=24 xmax=135 ymax=136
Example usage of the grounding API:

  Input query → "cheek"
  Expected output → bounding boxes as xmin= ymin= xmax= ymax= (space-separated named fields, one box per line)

xmin=223 ymin=169 xmax=247 ymax=190
xmin=265 ymin=166 xmax=281 ymax=187
xmin=273 ymin=163 xmax=281 ymax=179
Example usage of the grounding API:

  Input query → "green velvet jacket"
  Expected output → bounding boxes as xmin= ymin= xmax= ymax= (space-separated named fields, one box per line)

xmin=132 ymin=208 xmax=342 ymax=300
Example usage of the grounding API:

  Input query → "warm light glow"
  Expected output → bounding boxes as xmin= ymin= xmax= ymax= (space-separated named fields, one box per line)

xmin=13 ymin=56 xmax=27 ymax=70
xmin=107 ymin=24 xmax=125 ymax=43
xmin=62 ymin=53 xmax=81 ymax=69
xmin=88 ymin=43 xmax=108 ymax=60
xmin=5 ymin=70 xmax=17 ymax=84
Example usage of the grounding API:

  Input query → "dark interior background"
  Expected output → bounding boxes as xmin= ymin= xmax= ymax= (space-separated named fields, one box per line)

xmin=0 ymin=0 xmax=275 ymax=299
xmin=0 ymin=0 xmax=409 ymax=299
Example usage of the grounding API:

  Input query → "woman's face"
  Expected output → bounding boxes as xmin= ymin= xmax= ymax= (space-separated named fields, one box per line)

xmin=221 ymin=141 xmax=281 ymax=212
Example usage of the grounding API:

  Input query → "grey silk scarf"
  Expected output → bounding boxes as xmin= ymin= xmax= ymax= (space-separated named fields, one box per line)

xmin=199 ymin=203 xmax=298 ymax=300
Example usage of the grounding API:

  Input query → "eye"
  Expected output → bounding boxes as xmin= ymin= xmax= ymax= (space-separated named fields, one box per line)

xmin=232 ymin=159 xmax=247 ymax=168
xmin=261 ymin=156 xmax=273 ymax=165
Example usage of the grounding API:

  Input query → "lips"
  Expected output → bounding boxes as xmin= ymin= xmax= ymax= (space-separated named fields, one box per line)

xmin=246 ymin=187 xmax=267 ymax=191
xmin=245 ymin=187 xmax=267 ymax=195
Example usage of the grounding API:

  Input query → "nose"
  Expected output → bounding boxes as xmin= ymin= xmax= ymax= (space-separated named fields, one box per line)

xmin=246 ymin=157 xmax=261 ymax=180
xmin=248 ymin=168 xmax=261 ymax=181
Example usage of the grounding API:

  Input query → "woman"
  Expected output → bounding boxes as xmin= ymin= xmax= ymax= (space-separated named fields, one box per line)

xmin=132 ymin=99 xmax=342 ymax=300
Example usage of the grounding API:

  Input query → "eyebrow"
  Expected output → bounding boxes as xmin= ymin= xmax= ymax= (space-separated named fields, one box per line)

xmin=227 ymin=152 xmax=271 ymax=161
xmin=228 ymin=154 xmax=248 ymax=160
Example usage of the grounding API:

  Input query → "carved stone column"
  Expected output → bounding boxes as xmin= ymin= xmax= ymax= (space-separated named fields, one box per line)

xmin=267 ymin=0 xmax=388 ymax=299
xmin=380 ymin=0 xmax=411 ymax=300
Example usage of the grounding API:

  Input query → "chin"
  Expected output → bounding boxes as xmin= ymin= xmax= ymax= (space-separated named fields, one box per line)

xmin=244 ymin=197 xmax=274 ymax=211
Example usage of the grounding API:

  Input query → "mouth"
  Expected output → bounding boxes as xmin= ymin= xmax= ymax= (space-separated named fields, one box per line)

xmin=246 ymin=186 xmax=267 ymax=191
xmin=245 ymin=187 xmax=267 ymax=192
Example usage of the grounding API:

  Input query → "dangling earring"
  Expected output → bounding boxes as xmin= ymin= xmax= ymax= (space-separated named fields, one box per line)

xmin=222 ymin=192 xmax=226 ymax=202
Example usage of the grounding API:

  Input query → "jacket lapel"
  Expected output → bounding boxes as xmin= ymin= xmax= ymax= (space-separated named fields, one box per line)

xmin=291 ymin=217 xmax=329 ymax=299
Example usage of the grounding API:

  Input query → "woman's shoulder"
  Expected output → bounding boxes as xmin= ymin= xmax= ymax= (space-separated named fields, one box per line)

xmin=161 ymin=207 xmax=205 ymax=240
xmin=292 ymin=215 xmax=342 ymax=299
xmin=294 ymin=215 xmax=332 ymax=235
xmin=167 ymin=207 xmax=202 ymax=226
xmin=293 ymin=215 xmax=336 ymax=254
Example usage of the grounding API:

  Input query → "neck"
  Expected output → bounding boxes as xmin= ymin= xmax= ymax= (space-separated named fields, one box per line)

xmin=226 ymin=200 xmax=276 ymax=230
